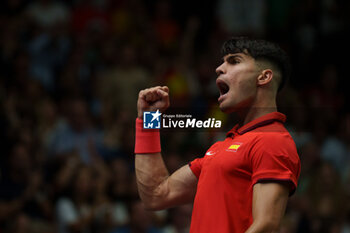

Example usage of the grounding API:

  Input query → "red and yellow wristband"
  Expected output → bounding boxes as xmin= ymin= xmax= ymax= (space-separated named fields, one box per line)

xmin=134 ymin=118 xmax=161 ymax=154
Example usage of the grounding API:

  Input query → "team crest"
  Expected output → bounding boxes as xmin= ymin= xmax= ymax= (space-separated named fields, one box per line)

xmin=226 ymin=142 xmax=243 ymax=152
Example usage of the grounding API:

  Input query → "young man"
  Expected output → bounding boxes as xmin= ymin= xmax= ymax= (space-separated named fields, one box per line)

xmin=134 ymin=37 xmax=301 ymax=233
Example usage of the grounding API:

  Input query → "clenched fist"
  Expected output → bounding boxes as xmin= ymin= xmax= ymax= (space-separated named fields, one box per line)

xmin=137 ymin=86 xmax=170 ymax=119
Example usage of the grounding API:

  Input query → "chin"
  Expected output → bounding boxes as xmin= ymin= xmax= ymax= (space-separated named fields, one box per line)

xmin=219 ymin=98 xmax=249 ymax=114
xmin=219 ymin=102 xmax=236 ymax=114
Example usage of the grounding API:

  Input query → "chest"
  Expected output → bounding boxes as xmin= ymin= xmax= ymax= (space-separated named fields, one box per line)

xmin=201 ymin=136 xmax=254 ymax=178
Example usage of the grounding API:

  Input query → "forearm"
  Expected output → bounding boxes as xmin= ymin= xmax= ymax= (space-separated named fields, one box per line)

xmin=135 ymin=153 xmax=170 ymax=209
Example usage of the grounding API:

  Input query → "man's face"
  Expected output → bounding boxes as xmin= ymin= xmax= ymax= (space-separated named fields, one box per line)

xmin=216 ymin=53 xmax=260 ymax=113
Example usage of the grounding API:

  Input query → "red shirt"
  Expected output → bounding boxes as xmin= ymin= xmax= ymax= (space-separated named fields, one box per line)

xmin=188 ymin=112 xmax=300 ymax=233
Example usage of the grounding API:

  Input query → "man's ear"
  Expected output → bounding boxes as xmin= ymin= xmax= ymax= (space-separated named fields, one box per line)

xmin=257 ymin=69 xmax=273 ymax=87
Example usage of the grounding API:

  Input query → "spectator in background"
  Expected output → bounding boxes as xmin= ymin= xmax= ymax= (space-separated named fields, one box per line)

xmin=265 ymin=0 xmax=294 ymax=37
xmin=304 ymin=64 xmax=344 ymax=115
xmin=56 ymin=165 xmax=95 ymax=233
xmin=49 ymin=152 xmax=81 ymax=201
xmin=161 ymin=204 xmax=192 ymax=233
xmin=36 ymin=98 xmax=59 ymax=152
xmin=0 ymin=143 xmax=53 ymax=232
xmin=306 ymin=162 xmax=347 ymax=233
xmin=321 ymin=115 xmax=350 ymax=175
xmin=71 ymin=0 xmax=110 ymax=35
xmin=215 ymin=0 xmax=266 ymax=37
xmin=26 ymin=16 xmax=72 ymax=92
xmin=98 ymin=44 xmax=151 ymax=115
xmin=91 ymin=159 xmax=129 ymax=232
xmin=296 ymin=141 xmax=322 ymax=195
xmin=109 ymin=158 xmax=134 ymax=202
xmin=319 ymin=0 xmax=344 ymax=37
xmin=94 ymin=100 xmax=128 ymax=160
xmin=286 ymin=101 xmax=312 ymax=149
xmin=47 ymin=97 xmax=102 ymax=164
xmin=290 ymin=0 xmax=318 ymax=60
xmin=152 ymin=0 xmax=180 ymax=51
xmin=111 ymin=200 xmax=161 ymax=233
xmin=154 ymin=16 xmax=201 ymax=110
xmin=155 ymin=55 xmax=196 ymax=109
xmin=110 ymin=0 xmax=149 ymax=41
xmin=26 ymin=0 xmax=70 ymax=29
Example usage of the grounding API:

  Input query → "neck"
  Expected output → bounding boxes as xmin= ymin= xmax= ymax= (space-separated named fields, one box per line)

xmin=241 ymin=105 xmax=277 ymax=125
xmin=237 ymin=91 xmax=277 ymax=126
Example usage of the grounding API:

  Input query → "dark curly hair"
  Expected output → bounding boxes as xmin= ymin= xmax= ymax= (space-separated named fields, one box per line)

xmin=221 ymin=37 xmax=291 ymax=92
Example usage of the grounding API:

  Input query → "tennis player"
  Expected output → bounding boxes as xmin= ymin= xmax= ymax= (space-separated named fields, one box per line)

xmin=134 ymin=37 xmax=301 ymax=233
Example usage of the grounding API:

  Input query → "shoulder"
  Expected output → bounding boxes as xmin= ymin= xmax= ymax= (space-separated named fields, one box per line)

xmin=249 ymin=132 xmax=301 ymax=194
xmin=253 ymin=130 xmax=297 ymax=151
xmin=250 ymin=131 xmax=300 ymax=165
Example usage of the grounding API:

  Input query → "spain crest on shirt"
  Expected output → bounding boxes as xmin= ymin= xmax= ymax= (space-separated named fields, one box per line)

xmin=226 ymin=142 xmax=243 ymax=152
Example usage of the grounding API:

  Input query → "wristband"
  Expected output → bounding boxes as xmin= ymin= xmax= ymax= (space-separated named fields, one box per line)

xmin=134 ymin=118 xmax=161 ymax=154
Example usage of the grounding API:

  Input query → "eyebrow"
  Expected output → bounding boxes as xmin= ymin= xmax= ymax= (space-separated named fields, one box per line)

xmin=223 ymin=54 xmax=244 ymax=62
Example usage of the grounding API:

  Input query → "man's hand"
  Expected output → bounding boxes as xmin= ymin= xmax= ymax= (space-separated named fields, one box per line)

xmin=137 ymin=86 xmax=170 ymax=119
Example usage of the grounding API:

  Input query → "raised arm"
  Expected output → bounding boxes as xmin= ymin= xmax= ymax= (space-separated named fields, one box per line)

xmin=135 ymin=86 xmax=198 ymax=210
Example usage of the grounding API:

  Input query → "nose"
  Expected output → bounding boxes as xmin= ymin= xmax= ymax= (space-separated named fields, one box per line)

xmin=216 ymin=63 xmax=224 ymax=76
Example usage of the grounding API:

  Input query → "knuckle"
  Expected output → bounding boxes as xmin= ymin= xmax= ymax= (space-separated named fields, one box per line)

xmin=153 ymin=86 xmax=161 ymax=92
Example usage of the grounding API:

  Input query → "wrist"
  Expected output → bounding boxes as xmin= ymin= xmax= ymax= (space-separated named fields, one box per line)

xmin=134 ymin=118 xmax=161 ymax=154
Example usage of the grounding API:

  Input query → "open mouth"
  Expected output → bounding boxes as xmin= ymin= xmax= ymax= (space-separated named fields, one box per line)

xmin=216 ymin=79 xmax=230 ymax=96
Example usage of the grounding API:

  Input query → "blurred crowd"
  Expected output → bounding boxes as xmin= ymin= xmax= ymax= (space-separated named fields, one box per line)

xmin=0 ymin=0 xmax=350 ymax=233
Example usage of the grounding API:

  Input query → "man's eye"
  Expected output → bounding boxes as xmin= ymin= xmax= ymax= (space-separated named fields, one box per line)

xmin=228 ymin=58 xmax=240 ymax=64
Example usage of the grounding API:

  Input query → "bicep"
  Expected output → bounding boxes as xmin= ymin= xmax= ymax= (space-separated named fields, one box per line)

xmin=251 ymin=182 xmax=289 ymax=230
xmin=156 ymin=165 xmax=198 ymax=209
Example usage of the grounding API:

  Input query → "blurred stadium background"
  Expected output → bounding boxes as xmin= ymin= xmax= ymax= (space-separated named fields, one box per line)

xmin=0 ymin=0 xmax=349 ymax=232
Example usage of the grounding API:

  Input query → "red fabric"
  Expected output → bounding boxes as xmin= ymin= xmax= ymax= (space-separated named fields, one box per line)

xmin=188 ymin=112 xmax=300 ymax=233
xmin=134 ymin=118 xmax=161 ymax=154
xmin=188 ymin=158 xmax=203 ymax=178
